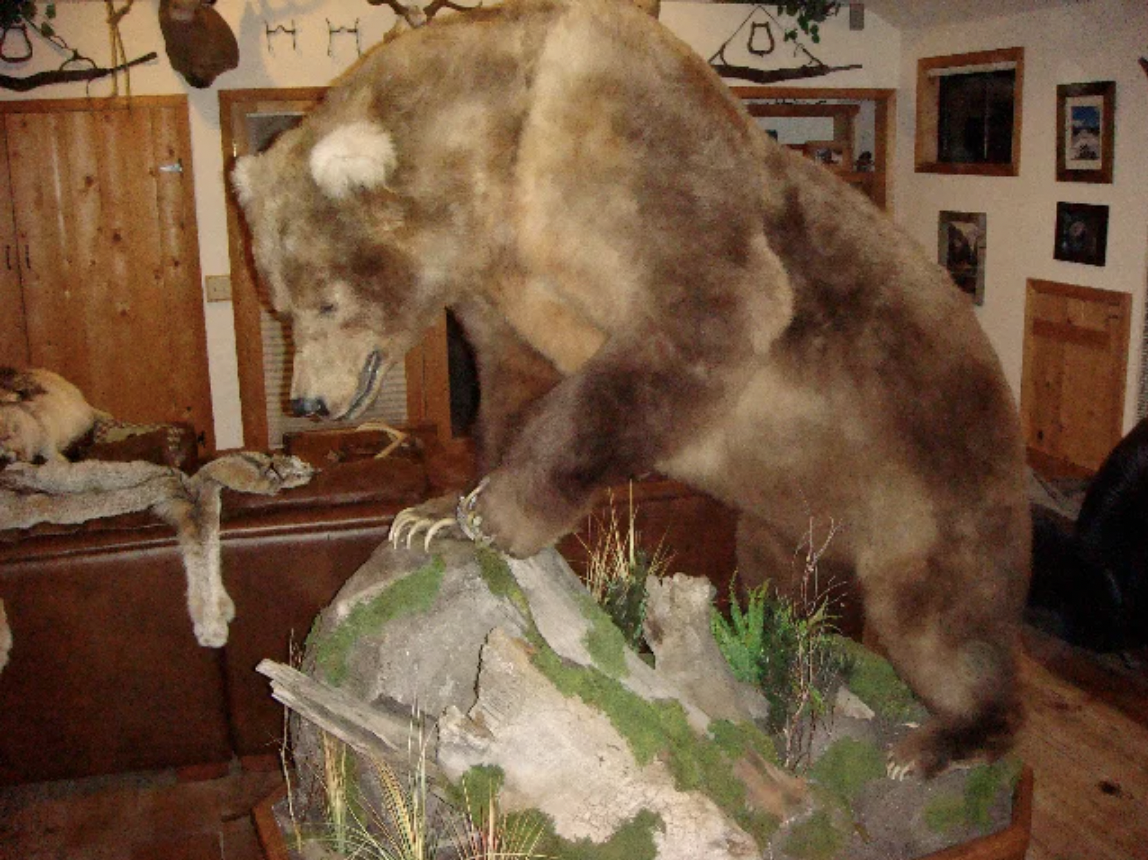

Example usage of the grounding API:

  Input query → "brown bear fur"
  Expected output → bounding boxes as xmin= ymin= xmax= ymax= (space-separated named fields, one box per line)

xmin=233 ymin=0 xmax=1030 ymax=777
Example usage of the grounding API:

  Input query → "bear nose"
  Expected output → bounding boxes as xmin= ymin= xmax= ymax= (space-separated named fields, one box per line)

xmin=290 ymin=397 xmax=329 ymax=418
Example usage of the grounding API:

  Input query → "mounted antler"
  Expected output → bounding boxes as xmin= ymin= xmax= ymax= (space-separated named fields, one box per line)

xmin=158 ymin=0 xmax=238 ymax=88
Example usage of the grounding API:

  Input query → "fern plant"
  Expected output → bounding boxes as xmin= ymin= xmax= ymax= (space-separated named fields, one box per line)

xmin=712 ymin=580 xmax=850 ymax=765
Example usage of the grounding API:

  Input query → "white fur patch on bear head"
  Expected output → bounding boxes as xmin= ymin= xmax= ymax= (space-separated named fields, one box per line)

xmin=309 ymin=122 xmax=398 ymax=200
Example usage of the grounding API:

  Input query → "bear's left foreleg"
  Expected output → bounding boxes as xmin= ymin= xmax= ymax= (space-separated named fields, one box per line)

xmin=469 ymin=335 xmax=727 ymax=558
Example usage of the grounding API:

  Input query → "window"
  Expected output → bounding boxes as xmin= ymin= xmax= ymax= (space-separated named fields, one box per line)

xmin=916 ymin=48 xmax=1023 ymax=176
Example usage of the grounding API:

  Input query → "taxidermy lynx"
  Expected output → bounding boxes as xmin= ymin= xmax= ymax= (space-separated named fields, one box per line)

xmin=0 ymin=367 xmax=106 ymax=464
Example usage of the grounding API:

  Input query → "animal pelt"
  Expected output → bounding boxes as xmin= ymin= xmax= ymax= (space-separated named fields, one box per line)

xmin=0 ymin=453 xmax=314 ymax=647
xmin=0 ymin=367 xmax=107 ymax=464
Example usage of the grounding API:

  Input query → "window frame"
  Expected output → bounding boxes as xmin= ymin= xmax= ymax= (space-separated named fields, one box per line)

xmin=915 ymin=47 xmax=1024 ymax=177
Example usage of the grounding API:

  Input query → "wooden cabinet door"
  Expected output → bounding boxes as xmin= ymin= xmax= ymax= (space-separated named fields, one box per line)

xmin=2 ymin=98 xmax=214 ymax=449
xmin=1021 ymin=278 xmax=1132 ymax=475
xmin=0 ymin=119 xmax=29 ymax=367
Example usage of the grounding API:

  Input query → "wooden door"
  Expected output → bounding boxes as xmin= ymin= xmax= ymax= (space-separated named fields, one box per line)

xmin=1 ymin=97 xmax=214 ymax=449
xmin=0 ymin=119 xmax=29 ymax=367
xmin=1021 ymin=278 xmax=1132 ymax=475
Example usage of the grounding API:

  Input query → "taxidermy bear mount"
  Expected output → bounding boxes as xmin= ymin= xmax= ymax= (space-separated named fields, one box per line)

xmin=232 ymin=0 xmax=1031 ymax=780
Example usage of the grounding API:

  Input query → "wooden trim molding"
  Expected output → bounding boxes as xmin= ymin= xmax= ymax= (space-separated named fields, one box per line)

xmin=915 ymin=47 xmax=1023 ymax=177
xmin=219 ymin=88 xmax=327 ymax=449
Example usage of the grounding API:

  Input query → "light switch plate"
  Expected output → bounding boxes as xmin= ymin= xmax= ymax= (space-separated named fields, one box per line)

xmin=204 ymin=275 xmax=232 ymax=302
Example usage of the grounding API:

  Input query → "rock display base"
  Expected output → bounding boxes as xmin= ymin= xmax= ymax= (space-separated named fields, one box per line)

xmin=258 ymin=539 xmax=1028 ymax=860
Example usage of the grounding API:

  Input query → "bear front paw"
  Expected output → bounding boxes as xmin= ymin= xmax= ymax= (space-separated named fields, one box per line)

xmin=390 ymin=494 xmax=466 ymax=552
xmin=461 ymin=470 xmax=573 ymax=558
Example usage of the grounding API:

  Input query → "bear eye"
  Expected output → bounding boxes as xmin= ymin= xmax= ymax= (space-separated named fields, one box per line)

xmin=318 ymin=301 xmax=338 ymax=317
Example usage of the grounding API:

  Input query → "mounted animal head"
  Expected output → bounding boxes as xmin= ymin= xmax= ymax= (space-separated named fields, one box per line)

xmin=159 ymin=0 xmax=239 ymax=89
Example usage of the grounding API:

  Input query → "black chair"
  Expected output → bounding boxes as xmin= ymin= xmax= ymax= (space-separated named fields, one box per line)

xmin=1027 ymin=417 xmax=1148 ymax=652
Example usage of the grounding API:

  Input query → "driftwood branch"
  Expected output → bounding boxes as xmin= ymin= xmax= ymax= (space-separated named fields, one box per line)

xmin=711 ymin=61 xmax=862 ymax=84
xmin=257 ymin=659 xmax=431 ymax=769
xmin=0 ymin=52 xmax=156 ymax=92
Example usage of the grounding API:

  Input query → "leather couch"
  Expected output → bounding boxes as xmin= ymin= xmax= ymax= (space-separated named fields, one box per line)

xmin=0 ymin=434 xmax=738 ymax=785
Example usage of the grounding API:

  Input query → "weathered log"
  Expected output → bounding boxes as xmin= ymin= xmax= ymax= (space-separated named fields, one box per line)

xmin=437 ymin=628 xmax=762 ymax=860
xmin=257 ymin=659 xmax=422 ymax=767
xmin=644 ymin=573 xmax=770 ymax=724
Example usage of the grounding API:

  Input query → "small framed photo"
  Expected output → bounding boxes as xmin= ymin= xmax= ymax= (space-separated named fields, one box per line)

xmin=804 ymin=140 xmax=852 ymax=171
xmin=1056 ymin=81 xmax=1115 ymax=184
xmin=1053 ymin=202 xmax=1109 ymax=267
xmin=938 ymin=211 xmax=987 ymax=305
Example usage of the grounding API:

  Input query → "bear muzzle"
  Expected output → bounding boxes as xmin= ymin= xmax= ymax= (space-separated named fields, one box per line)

xmin=290 ymin=397 xmax=330 ymax=418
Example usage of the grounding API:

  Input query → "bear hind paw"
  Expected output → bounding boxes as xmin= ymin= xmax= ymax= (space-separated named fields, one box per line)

xmin=886 ymin=708 xmax=1019 ymax=780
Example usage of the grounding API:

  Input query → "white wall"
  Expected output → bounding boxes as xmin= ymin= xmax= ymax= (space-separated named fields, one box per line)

xmin=1 ymin=1 xmax=900 ymax=448
xmin=891 ymin=0 xmax=1148 ymax=432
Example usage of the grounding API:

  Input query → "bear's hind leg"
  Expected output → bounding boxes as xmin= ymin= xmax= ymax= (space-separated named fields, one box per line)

xmin=862 ymin=558 xmax=1024 ymax=779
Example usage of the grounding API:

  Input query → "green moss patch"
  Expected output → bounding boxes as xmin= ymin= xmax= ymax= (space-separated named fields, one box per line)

xmin=580 ymin=591 xmax=630 ymax=679
xmin=532 ymin=808 xmax=663 ymax=860
xmin=835 ymin=637 xmax=926 ymax=723
xmin=530 ymin=643 xmax=780 ymax=846
xmin=475 ymin=547 xmax=534 ymax=621
xmin=809 ymin=737 xmax=886 ymax=805
xmin=309 ymin=557 xmax=446 ymax=686
xmin=783 ymin=809 xmax=847 ymax=860
xmin=925 ymin=758 xmax=1019 ymax=835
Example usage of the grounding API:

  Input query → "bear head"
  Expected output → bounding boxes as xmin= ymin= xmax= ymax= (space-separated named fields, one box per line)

xmin=233 ymin=120 xmax=447 ymax=421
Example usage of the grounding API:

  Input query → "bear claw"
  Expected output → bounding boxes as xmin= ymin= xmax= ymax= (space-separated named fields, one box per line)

xmin=886 ymin=754 xmax=915 ymax=782
xmin=456 ymin=478 xmax=493 ymax=547
xmin=389 ymin=507 xmax=459 ymax=552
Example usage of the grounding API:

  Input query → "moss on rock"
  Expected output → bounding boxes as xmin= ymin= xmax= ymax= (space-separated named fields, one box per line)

xmin=475 ymin=546 xmax=533 ymax=621
xmin=309 ymin=556 xmax=446 ymax=685
xmin=835 ymin=636 xmax=927 ymax=723
xmin=925 ymin=758 xmax=1020 ymax=835
xmin=581 ymin=592 xmax=630 ymax=679
xmin=531 ymin=808 xmax=664 ymax=860
xmin=809 ymin=736 xmax=886 ymax=806
xmin=783 ymin=809 xmax=847 ymax=860
xmin=530 ymin=640 xmax=780 ymax=847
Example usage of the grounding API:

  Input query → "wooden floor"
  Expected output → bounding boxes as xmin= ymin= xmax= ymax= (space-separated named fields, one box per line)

xmin=0 ymin=762 xmax=282 ymax=860
xmin=0 ymin=626 xmax=1145 ymax=860
xmin=1017 ymin=627 xmax=1148 ymax=860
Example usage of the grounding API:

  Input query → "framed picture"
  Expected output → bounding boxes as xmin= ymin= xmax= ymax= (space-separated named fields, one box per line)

xmin=1056 ymin=81 xmax=1115 ymax=183
xmin=938 ymin=211 xmax=987 ymax=305
xmin=804 ymin=140 xmax=852 ymax=172
xmin=1053 ymin=202 xmax=1109 ymax=266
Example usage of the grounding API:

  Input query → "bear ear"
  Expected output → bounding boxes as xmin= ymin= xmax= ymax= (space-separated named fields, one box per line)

xmin=309 ymin=121 xmax=398 ymax=200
